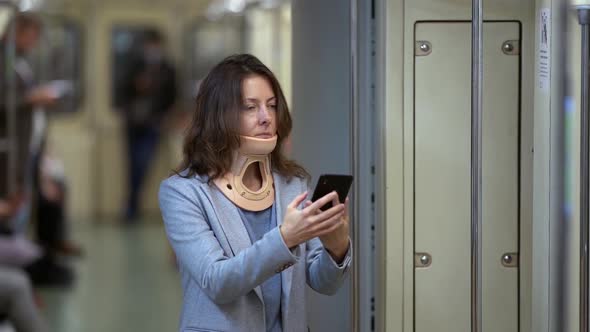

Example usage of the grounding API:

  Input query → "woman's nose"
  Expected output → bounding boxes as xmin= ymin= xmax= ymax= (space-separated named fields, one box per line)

xmin=258 ymin=106 xmax=271 ymax=124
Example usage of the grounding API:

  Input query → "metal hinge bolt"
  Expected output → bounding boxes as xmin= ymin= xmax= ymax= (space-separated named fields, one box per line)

xmin=420 ymin=255 xmax=430 ymax=265
xmin=420 ymin=42 xmax=430 ymax=53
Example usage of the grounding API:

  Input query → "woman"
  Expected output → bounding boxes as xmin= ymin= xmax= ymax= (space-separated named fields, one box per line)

xmin=159 ymin=54 xmax=351 ymax=332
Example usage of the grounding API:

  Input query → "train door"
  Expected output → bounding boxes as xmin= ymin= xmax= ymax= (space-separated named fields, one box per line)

xmin=374 ymin=1 xmax=535 ymax=331
xmin=90 ymin=9 xmax=176 ymax=219
xmin=413 ymin=21 xmax=520 ymax=332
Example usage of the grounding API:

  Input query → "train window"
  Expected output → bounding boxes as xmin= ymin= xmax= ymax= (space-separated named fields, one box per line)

xmin=28 ymin=16 xmax=84 ymax=113
xmin=111 ymin=26 xmax=152 ymax=109
xmin=183 ymin=16 xmax=245 ymax=101
xmin=111 ymin=25 xmax=178 ymax=112
xmin=0 ymin=6 xmax=13 ymax=36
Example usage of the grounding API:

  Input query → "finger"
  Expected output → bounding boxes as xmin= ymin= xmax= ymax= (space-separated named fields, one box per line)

xmin=317 ymin=219 xmax=345 ymax=237
xmin=306 ymin=191 xmax=338 ymax=212
xmin=312 ymin=205 xmax=345 ymax=226
xmin=331 ymin=192 xmax=340 ymax=207
xmin=304 ymin=200 xmax=319 ymax=215
xmin=314 ymin=212 xmax=345 ymax=234
xmin=319 ymin=213 xmax=347 ymax=234
xmin=306 ymin=202 xmax=344 ymax=225
xmin=288 ymin=191 xmax=308 ymax=209
xmin=305 ymin=200 xmax=324 ymax=216
xmin=317 ymin=202 xmax=345 ymax=221
xmin=344 ymin=197 xmax=350 ymax=218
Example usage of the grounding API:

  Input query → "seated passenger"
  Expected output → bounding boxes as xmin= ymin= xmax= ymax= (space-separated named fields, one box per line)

xmin=0 ymin=266 xmax=45 ymax=332
xmin=33 ymin=143 xmax=82 ymax=258
xmin=0 ymin=199 xmax=41 ymax=268
xmin=25 ymin=146 xmax=78 ymax=288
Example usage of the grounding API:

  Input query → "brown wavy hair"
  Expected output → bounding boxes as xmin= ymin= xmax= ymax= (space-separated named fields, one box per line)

xmin=175 ymin=54 xmax=309 ymax=182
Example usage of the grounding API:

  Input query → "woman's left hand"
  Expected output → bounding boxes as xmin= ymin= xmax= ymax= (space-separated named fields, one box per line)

xmin=305 ymin=197 xmax=350 ymax=263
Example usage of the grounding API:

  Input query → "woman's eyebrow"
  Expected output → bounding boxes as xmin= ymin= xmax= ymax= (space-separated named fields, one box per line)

xmin=244 ymin=97 xmax=276 ymax=102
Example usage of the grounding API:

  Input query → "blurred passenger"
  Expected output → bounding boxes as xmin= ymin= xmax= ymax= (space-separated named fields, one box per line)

xmin=0 ymin=266 xmax=45 ymax=332
xmin=0 ymin=13 xmax=78 ymax=287
xmin=119 ymin=29 xmax=177 ymax=222
xmin=26 ymin=140 xmax=79 ymax=287
xmin=33 ymin=142 xmax=80 ymax=257
xmin=0 ymin=13 xmax=53 ymax=228
xmin=0 ymin=200 xmax=40 ymax=268
xmin=159 ymin=54 xmax=351 ymax=332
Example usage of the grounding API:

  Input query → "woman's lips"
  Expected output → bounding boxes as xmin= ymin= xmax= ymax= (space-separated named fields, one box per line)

xmin=256 ymin=134 xmax=273 ymax=138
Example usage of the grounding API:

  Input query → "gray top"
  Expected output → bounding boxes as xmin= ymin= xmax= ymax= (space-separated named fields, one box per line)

xmin=239 ymin=204 xmax=282 ymax=332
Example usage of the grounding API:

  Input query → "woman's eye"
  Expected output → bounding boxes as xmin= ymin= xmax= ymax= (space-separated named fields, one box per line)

xmin=268 ymin=104 xmax=277 ymax=110
xmin=245 ymin=105 xmax=256 ymax=110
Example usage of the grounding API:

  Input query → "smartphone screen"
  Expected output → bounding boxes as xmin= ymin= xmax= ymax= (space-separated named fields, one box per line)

xmin=310 ymin=174 xmax=354 ymax=211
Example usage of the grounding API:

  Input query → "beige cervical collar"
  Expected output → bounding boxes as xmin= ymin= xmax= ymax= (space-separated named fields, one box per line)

xmin=213 ymin=135 xmax=276 ymax=212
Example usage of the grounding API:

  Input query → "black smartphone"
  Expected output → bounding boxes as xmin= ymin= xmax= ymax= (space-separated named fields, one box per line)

xmin=311 ymin=174 xmax=354 ymax=211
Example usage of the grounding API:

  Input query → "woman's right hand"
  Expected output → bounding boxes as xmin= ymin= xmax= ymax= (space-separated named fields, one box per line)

xmin=279 ymin=191 xmax=345 ymax=249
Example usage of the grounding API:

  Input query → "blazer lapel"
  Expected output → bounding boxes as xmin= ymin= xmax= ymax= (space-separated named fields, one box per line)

xmin=207 ymin=184 xmax=264 ymax=302
xmin=273 ymin=174 xmax=295 ymax=305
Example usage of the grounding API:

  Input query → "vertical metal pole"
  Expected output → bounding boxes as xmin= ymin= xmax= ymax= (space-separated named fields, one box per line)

xmin=4 ymin=4 xmax=17 ymax=194
xmin=552 ymin=0 xmax=568 ymax=331
xmin=579 ymin=7 xmax=590 ymax=332
xmin=350 ymin=0 xmax=360 ymax=330
xmin=373 ymin=0 xmax=389 ymax=330
xmin=470 ymin=0 xmax=483 ymax=331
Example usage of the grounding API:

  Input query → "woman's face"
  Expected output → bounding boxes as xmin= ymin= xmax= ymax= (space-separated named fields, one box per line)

xmin=239 ymin=75 xmax=277 ymax=138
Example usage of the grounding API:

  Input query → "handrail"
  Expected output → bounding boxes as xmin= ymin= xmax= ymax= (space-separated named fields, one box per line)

xmin=470 ymin=0 xmax=483 ymax=331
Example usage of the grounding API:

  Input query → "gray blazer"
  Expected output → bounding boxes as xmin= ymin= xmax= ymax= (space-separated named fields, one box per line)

xmin=159 ymin=171 xmax=352 ymax=332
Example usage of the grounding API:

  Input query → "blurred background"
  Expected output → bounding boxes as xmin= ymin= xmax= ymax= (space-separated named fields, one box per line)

xmin=0 ymin=1 xmax=296 ymax=331
xmin=1 ymin=0 xmax=590 ymax=332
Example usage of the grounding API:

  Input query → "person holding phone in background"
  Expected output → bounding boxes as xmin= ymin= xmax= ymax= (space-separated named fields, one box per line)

xmin=159 ymin=54 xmax=351 ymax=332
